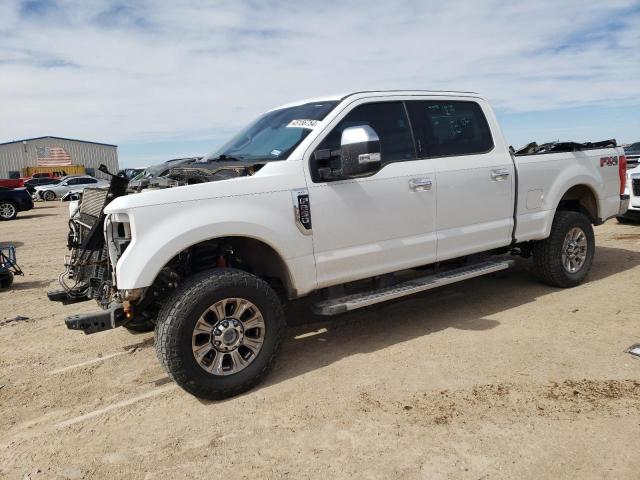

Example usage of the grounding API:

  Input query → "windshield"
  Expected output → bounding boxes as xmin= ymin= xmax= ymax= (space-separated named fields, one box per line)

xmin=203 ymin=101 xmax=338 ymax=162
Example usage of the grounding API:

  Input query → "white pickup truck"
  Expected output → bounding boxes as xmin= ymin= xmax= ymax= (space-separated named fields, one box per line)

xmin=50 ymin=91 xmax=629 ymax=399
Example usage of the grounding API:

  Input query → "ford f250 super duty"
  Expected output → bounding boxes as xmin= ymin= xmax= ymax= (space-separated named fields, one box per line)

xmin=48 ymin=91 xmax=629 ymax=399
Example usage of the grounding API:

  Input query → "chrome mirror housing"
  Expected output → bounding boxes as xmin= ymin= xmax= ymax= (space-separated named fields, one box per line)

xmin=338 ymin=125 xmax=382 ymax=177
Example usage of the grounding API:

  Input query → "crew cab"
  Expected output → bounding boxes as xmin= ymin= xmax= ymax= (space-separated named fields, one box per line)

xmin=50 ymin=91 xmax=628 ymax=400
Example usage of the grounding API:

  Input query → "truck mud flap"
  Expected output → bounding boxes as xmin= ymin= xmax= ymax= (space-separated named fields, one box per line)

xmin=65 ymin=303 xmax=125 ymax=334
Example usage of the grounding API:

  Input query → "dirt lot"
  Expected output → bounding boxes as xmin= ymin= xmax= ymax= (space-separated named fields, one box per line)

xmin=1 ymin=202 xmax=639 ymax=479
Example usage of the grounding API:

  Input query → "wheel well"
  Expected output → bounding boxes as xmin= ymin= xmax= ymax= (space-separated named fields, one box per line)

xmin=157 ymin=236 xmax=294 ymax=299
xmin=557 ymin=185 xmax=599 ymax=224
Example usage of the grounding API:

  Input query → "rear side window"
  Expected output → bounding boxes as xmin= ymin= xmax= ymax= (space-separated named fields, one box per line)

xmin=316 ymin=102 xmax=415 ymax=162
xmin=407 ymin=101 xmax=493 ymax=157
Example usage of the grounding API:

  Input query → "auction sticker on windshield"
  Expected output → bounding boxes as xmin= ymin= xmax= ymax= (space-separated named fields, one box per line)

xmin=286 ymin=119 xmax=319 ymax=129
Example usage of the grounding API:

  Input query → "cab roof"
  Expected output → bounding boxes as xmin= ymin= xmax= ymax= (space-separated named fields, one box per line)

xmin=271 ymin=90 xmax=482 ymax=111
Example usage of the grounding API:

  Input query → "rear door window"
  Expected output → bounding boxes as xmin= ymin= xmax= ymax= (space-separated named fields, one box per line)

xmin=406 ymin=101 xmax=493 ymax=158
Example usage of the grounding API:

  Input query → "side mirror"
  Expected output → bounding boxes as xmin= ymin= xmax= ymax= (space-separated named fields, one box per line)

xmin=338 ymin=125 xmax=381 ymax=177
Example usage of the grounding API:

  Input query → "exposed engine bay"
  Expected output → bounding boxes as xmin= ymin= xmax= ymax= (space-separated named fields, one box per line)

xmin=48 ymin=161 xmax=263 ymax=332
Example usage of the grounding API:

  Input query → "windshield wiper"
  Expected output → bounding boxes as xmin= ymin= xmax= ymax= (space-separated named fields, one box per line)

xmin=208 ymin=154 xmax=244 ymax=162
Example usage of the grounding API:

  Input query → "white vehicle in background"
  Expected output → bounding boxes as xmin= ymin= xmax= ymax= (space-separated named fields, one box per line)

xmin=50 ymin=90 xmax=629 ymax=400
xmin=618 ymin=142 xmax=640 ymax=222
xmin=34 ymin=175 xmax=108 ymax=201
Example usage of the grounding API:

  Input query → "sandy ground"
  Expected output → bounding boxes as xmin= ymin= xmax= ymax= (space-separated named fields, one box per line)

xmin=1 ymin=202 xmax=639 ymax=479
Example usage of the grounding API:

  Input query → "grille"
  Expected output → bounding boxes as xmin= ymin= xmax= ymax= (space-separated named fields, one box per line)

xmin=79 ymin=188 xmax=109 ymax=218
xmin=633 ymin=178 xmax=640 ymax=197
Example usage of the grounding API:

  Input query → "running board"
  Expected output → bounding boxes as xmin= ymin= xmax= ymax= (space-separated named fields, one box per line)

xmin=313 ymin=259 xmax=513 ymax=316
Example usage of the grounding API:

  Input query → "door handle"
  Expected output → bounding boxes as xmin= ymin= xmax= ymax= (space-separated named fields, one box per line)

xmin=490 ymin=169 xmax=511 ymax=181
xmin=409 ymin=178 xmax=433 ymax=192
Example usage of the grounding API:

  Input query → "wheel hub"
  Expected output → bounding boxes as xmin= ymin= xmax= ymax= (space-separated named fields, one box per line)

xmin=191 ymin=297 xmax=267 ymax=376
xmin=212 ymin=318 xmax=244 ymax=352
xmin=0 ymin=203 xmax=15 ymax=218
xmin=562 ymin=227 xmax=587 ymax=273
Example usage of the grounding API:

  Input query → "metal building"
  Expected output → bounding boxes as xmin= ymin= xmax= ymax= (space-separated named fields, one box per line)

xmin=0 ymin=136 xmax=118 ymax=179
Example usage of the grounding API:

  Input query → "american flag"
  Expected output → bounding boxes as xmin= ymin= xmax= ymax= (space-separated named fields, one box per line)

xmin=36 ymin=146 xmax=72 ymax=166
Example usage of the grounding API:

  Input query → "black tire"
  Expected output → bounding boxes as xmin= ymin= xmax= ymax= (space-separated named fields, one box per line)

xmin=532 ymin=210 xmax=595 ymax=288
xmin=124 ymin=320 xmax=155 ymax=333
xmin=155 ymin=269 xmax=285 ymax=400
xmin=616 ymin=216 xmax=628 ymax=224
xmin=43 ymin=190 xmax=56 ymax=201
xmin=0 ymin=201 xmax=17 ymax=220
xmin=0 ymin=271 xmax=14 ymax=288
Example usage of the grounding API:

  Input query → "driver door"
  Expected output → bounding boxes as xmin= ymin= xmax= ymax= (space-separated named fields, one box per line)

xmin=304 ymin=100 xmax=438 ymax=288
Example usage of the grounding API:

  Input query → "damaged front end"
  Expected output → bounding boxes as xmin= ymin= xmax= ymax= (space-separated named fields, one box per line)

xmin=49 ymin=161 xmax=263 ymax=334
xmin=48 ymin=165 xmax=131 ymax=333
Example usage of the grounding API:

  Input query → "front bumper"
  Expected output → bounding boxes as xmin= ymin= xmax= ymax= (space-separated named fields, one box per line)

xmin=64 ymin=303 xmax=125 ymax=334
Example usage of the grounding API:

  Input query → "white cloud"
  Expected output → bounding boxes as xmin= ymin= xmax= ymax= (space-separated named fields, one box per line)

xmin=1 ymin=0 xmax=639 ymax=154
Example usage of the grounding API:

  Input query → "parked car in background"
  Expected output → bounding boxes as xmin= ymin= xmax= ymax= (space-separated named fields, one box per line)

xmin=0 ymin=178 xmax=25 ymax=189
xmin=23 ymin=177 xmax=61 ymax=195
xmin=0 ymin=187 xmax=33 ymax=220
xmin=618 ymin=160 xmax=640 ymax=222
xmin=0 ymin=171 xmax=65 ymax=190
xmin=34 ymin=175 xmax=108 ymax=201
xmin=624 ymin=142 xmax=640 ymax=165
xmin=32 ymin=171 xmax=66 ymax=179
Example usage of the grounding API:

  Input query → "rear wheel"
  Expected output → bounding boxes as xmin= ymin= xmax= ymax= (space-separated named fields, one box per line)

xmin=532 ymin=211 xmax=594 ymax=288
xmin=155 ymin=269 xmax=285 ymax=399
xmin=42 ymin=190 xmax=56 ymax=201
xmin=616 ymin=216 xmax=629 ymax=224
xmin=0 ymin=201 xmax=17 ymax=220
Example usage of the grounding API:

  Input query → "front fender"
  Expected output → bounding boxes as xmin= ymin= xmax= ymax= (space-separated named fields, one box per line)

xmin=114 ymin=190 xmax=315 ymax=294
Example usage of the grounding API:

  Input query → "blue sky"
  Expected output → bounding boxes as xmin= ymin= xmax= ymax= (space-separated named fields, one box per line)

xmin=1 ymin=0 xmax=639 ymax=167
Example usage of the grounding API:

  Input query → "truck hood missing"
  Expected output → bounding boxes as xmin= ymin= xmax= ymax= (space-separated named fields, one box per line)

xmin=104 ymin=161 xmax=273 ymax=213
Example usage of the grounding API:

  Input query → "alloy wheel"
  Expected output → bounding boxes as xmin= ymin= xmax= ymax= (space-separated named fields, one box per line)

xmin=191 ymin=298 xmax=266 ymax=376
xmin=561 ymin=227 xmax=588 ymax=273
xmin=0 ymin=202 xmax=16 ymax=219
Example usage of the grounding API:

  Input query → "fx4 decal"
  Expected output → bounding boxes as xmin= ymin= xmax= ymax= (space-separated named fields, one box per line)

xmin=600 ymin=156 xmax=618 ymax=167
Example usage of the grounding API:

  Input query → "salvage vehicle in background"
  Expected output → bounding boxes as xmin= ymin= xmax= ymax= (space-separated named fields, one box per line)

xmin=118 ymin=168 xmax=145 ymax=180
xmin=34 ymin=175 xmax=107 ymax=201
xmin=49 ymin=90 xmax=629 ymax=400
xmin=0 ymin=186 xmax=33 ymax=220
